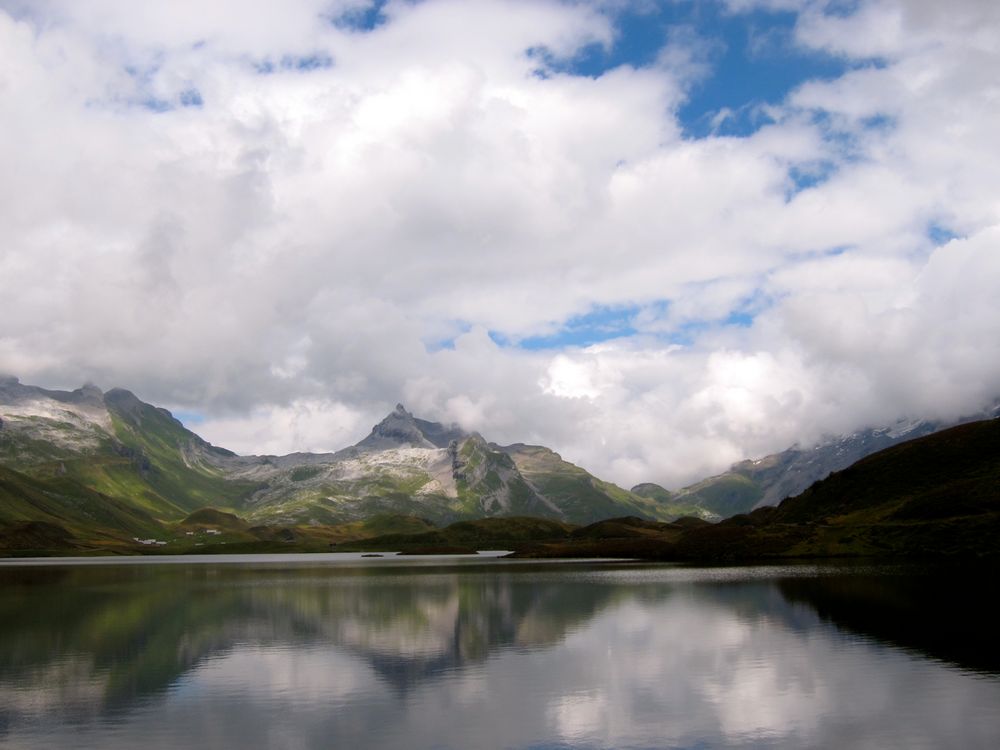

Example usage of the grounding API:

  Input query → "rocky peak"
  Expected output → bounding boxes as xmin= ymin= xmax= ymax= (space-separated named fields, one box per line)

xmin=355 ymin=404 xmax=469 ymax=451
xmin=356 ymin=404 xmax=436 ymax=450
xmin=0 ymin=376 xmax=33 ymax=403
xmin=1 ymin=378 xmax=107 ymax=418
xmin=67 ymin=383 xmax=105 ymax=408
xmin=104 ymin=387 xmax=146 ymax=418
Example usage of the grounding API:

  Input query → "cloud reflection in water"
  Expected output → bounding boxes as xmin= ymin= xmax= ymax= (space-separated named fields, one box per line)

xmin=0 ymin=562 xmax=997 ymax=749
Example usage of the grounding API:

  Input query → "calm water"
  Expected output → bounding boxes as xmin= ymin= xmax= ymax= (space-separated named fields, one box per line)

xmin=1 ymin=554 xmax=998 ymax=749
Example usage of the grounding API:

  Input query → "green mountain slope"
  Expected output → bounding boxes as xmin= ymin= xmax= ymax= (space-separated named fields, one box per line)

xmin=0 ymin=379 xmax=256 ymax=523
xmin=773 ymin=418 xmax=1000 ymax=526
xmin=654 ymin=408 xmax=997 ymax=520
xmin=452 ymin=435 xmax=559 ymax=517
xmin=0 ymin=465 xmax=163 ymax=551
xmin=499 ymin=444 xmax=677 ymax=524
xmin=103 ymin=388 xmax=258 ymax=514
xmin=673 ymin=418 xmax=1000 ymax=560
xmin=668 ymin=473 xmax=763 ymax=519
xmin=630 ymin=482 xmax=719 ymax=520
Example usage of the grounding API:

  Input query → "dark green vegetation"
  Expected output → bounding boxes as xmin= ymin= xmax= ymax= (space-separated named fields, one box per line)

xmin=336 ymin=516 xmax=576 ymax=553
xmin=644 ymin=414 xmax=990 ymax=519
xmin=0 ymin=464 xmax=163 ymax=554
xmin=505 ymin=419 xmax=1000 ymax=560
xmin=661 ymin=418 xmax=1000 ymax=561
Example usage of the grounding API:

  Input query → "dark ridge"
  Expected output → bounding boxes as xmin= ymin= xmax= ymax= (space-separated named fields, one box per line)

xmin=773 ymin=417 xmax=1000 ymax=525
xmin=571 ymin=516 xmax=670 ymax=540
xmin=672 ymin=418 xmax=1000 ymax=560
xmin=0 ymin=520 xmax=78 ymax=551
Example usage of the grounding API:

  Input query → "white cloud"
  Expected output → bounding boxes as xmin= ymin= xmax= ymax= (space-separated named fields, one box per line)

xmin=194 ymin=398 xmax=369 ymax=456
xmin=2 ymin=0 xmax=999 ymax=489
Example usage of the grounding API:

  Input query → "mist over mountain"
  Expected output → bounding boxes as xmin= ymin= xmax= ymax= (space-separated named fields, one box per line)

xmin=636 ymin=403 xmax=1000 ymax=520
xmin=667 ymin=417 xmax=1000 ymax=561
xmin=2 ymin=376 xmax=998 ymax=559
xmin=5 ymin=374 xmax=999 ymax=558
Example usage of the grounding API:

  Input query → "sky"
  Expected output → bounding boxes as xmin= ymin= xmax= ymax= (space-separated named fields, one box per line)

xmin=2 ymin=0 xmax=999 ymax=490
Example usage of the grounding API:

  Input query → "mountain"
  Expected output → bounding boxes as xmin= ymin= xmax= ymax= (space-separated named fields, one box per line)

xmin=670 ymin=417 xmax=1000 ymax=560
xmin=508 ymin=417 xmax=1000 ymax=561
xmin=356 ymin=403 xmax=467 ymax=450
xmin=222 ymin=403 xmax=671 ymax=525
xmin=498 ymin=443 xmax=674 ymax=522
xmin=0 ymin=378 xmax=679 ymax=549
xmin=0 ymin=464 xmax=162 ymax=544
xmin=640 ymin=407 xmax=1000 ymax=520
xmin=0 ymin=376 xmax=258 ymax=519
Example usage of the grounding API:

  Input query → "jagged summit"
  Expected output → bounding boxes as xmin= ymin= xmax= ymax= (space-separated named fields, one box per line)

xmin=355 ymin=404 xmax=467 ymax=451
xmin=356 ymin=404 xmax=436 ymax=450
xmin=66 ymin=383 xmax=105 ymax=408
xmin=0 ymin=379 xmax=108 ymax=411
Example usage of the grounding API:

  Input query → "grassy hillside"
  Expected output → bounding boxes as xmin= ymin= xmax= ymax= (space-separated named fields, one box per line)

xmin=671 ymin=474 xmax=764 ymax=519
xmin=0 ymin=465 xmax=164 ymax=553
xmin=511 ymin=419 xmax=1000 ymax=561
xmin=672 ymin=418 xmax=1000 ymax=560
xmin=0 ymin=387 xmax=258 ymax=524
xmin=500 ymin=444 xmax=678 ymax=523
xmin=452 ymin=436 xmax=552 ymax=517
xmin=104 ymin=389 xmax=258 ymax=516
xmin=631 ymin=482 xmax=721 ymax=520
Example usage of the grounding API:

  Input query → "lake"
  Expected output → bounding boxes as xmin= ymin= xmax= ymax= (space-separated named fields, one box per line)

xmin=1 ymin=554 xmax=998 ymax=749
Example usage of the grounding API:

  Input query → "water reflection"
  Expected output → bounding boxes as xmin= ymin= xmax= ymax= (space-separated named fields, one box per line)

xmin=0 ymin=561 xmax=998 ymax=749
xmin=778 ymin=568 xmax=1000 ymax=674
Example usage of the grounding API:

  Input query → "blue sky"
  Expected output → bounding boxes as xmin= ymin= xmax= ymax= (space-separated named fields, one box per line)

xmin=452 ymin=1 xmax=860 ymax=352
xmin=554 ymin=2 xmax=855 ymax=137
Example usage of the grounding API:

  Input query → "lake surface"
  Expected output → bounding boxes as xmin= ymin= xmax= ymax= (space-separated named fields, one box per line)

xmin=1 ymin=555 xmax=998 ymax=749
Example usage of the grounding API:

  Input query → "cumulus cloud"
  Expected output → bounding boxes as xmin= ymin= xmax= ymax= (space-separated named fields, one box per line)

xmin=1 ymin=0 xmax=999 ymax=488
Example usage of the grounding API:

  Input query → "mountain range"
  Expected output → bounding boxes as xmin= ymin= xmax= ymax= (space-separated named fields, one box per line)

xmin=0 ymin=377 xmax=671 ymax=548
xmin=1 ymin=375 xmax=996 ymax=555
xmin=327 ymin=416 xmax=1000 ymax=561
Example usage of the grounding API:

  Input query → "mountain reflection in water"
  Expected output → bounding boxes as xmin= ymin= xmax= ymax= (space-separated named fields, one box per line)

xmin=0 ymin=558 xmax=998 ymax=749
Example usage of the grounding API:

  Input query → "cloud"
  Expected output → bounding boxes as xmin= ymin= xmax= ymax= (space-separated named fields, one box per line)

xmin=1 ymin=0 xmax=999 ymax=489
